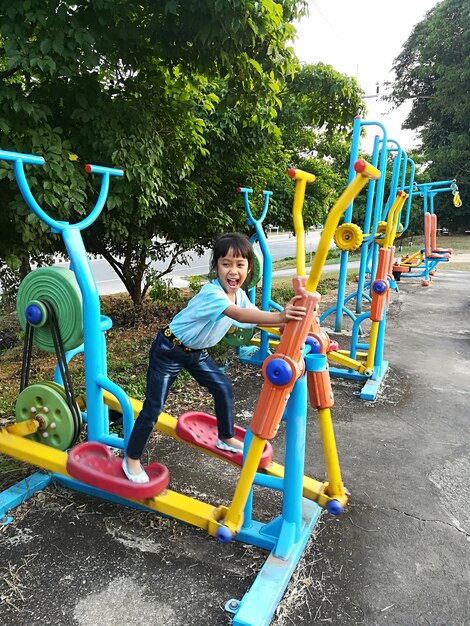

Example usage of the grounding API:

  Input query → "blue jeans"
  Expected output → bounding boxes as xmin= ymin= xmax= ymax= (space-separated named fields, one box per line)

xmin=126 ymin=330 xmax=234 ymax=460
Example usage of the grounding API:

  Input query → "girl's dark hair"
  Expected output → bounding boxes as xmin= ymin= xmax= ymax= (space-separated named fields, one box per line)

xmin=209 ymin=232 xmax=254 ymax=286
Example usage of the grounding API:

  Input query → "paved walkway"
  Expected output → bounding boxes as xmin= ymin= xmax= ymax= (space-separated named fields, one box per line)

xmin=1 ymin=270 xmax=469 ymax=625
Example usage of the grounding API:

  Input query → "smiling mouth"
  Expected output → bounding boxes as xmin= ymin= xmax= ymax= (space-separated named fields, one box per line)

xmin=227 ymin=278 xmax=239 ymax=288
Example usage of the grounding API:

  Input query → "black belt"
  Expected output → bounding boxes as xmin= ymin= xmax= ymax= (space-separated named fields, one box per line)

xmin=162 ymin=326 xmax=193 ymax=351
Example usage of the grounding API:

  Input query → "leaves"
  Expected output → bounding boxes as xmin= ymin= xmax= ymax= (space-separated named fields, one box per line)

xmin=386 ymin=0 xmax=469 ymax=230
xmin=0 ymin=0 xmax=365 ymax=305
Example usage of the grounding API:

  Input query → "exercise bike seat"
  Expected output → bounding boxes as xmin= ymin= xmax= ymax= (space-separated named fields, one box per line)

xmin=66 ymin=441 xmax=170 ymax=499
xmin=175 ymin=411 xmax=273 ymax=468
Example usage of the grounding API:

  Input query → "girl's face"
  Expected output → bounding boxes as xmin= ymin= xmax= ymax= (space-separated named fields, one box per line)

xmin=217 ymin=248 xmax=250 ymax=296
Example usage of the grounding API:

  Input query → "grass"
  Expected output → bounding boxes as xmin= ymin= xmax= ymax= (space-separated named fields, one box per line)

xmin=394 ymin=233 xmax=470 ymax=254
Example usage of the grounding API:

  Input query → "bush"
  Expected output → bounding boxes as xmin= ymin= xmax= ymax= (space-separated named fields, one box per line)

xmin=188 ymin=274 xmax=205 ymax=294
xmin=148 ymin=277 xmax=184 ymax=308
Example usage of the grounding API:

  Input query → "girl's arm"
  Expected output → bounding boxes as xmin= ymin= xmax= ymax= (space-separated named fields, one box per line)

xmin=224 ymin=295 xmax=306 ymax=326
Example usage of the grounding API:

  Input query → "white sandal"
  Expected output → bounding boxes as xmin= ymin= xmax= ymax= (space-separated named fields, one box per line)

xmin=216 ymin=439 xmax=243 ymax=454
xmin=122 ymin=458 xmax=150 ymax=483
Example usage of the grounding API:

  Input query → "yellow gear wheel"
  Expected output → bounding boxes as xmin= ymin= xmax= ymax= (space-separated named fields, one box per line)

xmin=395 ymin=223 xmax=405 ymax=238
xmin=333 ymin=223 xmax=363 ymax=251
xmin=374 ymin=221 xmax=388 ymax=246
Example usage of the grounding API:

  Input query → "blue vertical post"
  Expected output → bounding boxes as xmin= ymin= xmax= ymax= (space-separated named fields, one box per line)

xmin=274 ymin=372 xmax=308 ymax=556
xmin=355 ymin=135 xmax=380 ymax=313
xmin=334 ymin=116 xmax=362 ymax=331
xmin=62 ymin=229 xmax=106 ymax=442
xmin=239 ymin=188 xmax=280 ymax=365
xmin=374 ymin=307 xmax=387 ymax=375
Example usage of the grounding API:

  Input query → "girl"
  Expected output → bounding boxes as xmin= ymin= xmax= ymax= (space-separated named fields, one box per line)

xmin=123 ymin=232 xmax=306 ymax=483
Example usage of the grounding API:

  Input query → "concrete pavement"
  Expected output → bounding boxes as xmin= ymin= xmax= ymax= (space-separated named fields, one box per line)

xmin=1 ymin=269 xmax=469 ymax=625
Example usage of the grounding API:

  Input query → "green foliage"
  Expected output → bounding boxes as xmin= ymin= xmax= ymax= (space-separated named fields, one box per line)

xmin=0 ymin=0 xmax=310 ymax=305
xmin=187 ymin=275 xmax=205 ymax=294
xmin=148 ymin=277 xmax=183 ymax=307
xmin=272 ymin=63 xmax=366 ymax=230
xmin=0 ymin=1 xmax=369 ymax=308
xmin=386 ymin=0 xmax=470 ymax=230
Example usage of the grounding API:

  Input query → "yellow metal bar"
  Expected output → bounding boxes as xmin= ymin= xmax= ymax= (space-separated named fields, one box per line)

xmin=316 ymin=408 xmax=345 ymax=500
xmin=293 ymin=181 xmax=306 ymax=277
xmin=143 ymin=490 xmax=218 ymax=530
xmin=0 ymin=427 xmax=219 ymax=531
xmin=101 ymin=390 xmax=330 ymax=503
xmin=0 ymin=428 xmax=71 ymax=475
xmin=306 ymin=161 xmax=380 ymax=293
xmin=101 ymin=390 xmax=256 ymax=466
xmin=257 ymin=326 xmax=281 ymax=337
xmin=365 ymin=321 xmax=380 ymax=371
xmin=328 ymin=350 xmax=365 ymax=373
xmin=248 ymin=337 xmax=280 ymax=350
xmin=399 ymin=249 xmax=423 ymax=265
xmin=337 ymin=348 xmax=367 ymax=359
xmin=6 ymin=419 xmax=40 ymax=437
xmin=265 ymin=461 xmax=325 ymax=501
xmin=384 ymin=192 xmax=408 ymax=248
xmin=289 ymin=169 xmax=316 ymax=277
xmin=221 ymin=436 xmax=267 ymax=534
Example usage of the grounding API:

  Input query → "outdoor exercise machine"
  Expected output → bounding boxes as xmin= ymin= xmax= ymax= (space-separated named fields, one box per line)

xmin=319 ymin=117 xmax=413 ymax=399
xmin=393 ymin=179 xmax=459 ymax=286
xmin=0 ymin=148 xmax=372 ymax=625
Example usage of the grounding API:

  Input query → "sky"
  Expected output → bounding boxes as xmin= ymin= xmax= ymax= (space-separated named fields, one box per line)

xmin=293 ymin=0 xmax=441 ymax=152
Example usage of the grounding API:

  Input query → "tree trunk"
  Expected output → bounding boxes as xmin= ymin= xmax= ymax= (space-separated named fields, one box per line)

xmin=20 ymin=254 xmax=32 ymax=280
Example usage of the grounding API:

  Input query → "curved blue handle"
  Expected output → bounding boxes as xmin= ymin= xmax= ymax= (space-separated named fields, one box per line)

xmin=0 ymin=149 xmax=45 ymax=166
xmin=0 ymin=149 xmax=122 ymax=233
xmin=85 ymin=163 xmax=124 ymax=177
xmin=238 ymin=186 xmax=272 ymax=225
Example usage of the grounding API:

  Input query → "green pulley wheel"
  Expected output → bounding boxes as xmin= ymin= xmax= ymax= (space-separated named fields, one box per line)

xmin=222 ymin=326 xmax=255 ymax=347
xmin=17 ymin=267 xmax=83 ymax=353
xmin=247 ymin=249 xmax=263 ymax=289
xmin=15 ymin=382 xmax=79 ymax=451
xmin=41 ymin=380 xmax=83 ymax=442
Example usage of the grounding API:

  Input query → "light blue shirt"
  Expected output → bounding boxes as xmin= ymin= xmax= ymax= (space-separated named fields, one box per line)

xmin=169 ymin=279 xmax=257 ymax=349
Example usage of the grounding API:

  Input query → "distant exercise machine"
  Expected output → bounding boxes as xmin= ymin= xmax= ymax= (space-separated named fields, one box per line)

xmin=320 ymin=117 xmax=413 ymax=399
xmin=393 ymin=179 xmax=460 ymax=286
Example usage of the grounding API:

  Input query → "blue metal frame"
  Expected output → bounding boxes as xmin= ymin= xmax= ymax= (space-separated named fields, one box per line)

xmin=225 ymin=352 xmax=329 ymax=625
xmin=237 ymin=187 xmax=282 ymax=366
xmin=396 ymin=180 xmax=456 ymax=282
xmin=0 ymin=472 xmax=52 ymax=525
xmin=318 ymin=119 xmax=415 ymax=400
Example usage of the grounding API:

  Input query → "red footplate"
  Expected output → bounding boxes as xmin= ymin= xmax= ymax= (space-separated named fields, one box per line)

xmin=175 ymin=411 xmax=273 ymax=468
xmin=66 ymin=441 xmax=170 ymax=500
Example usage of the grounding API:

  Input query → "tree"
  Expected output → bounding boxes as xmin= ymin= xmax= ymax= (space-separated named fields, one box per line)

xmin=196 ymin=63 xmax=366 ymax=239
xmin=263 ymin=63 xmax=366 ymax=232
xmin=386 ymin=0 xmax=470 ymax=231
xmin=0 ymin=0 xmax=307 ymax=305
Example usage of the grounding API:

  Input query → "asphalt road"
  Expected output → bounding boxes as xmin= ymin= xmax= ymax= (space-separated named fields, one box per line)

xmin=54 ymin=232 xmax=324 ymax=295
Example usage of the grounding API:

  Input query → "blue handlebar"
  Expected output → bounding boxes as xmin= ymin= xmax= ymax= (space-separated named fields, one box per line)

xmin=238 ymin=186 xmax=271 ymax=225
xmin=85 ymin=163 xmax=124 ymax=177
xmin=0 ymin=149 xmax=122 ymax=233
xmin=0 ymin=149 xmax=45 ymax=166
